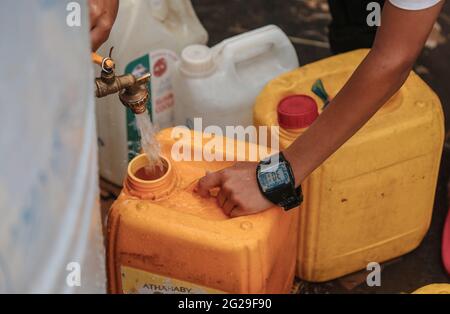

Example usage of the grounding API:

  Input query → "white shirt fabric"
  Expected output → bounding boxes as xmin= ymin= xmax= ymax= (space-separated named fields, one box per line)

xmin=389 ymin=0 xmax=442 ymax=10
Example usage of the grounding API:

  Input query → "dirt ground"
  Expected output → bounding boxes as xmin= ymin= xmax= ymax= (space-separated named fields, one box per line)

xmin=100 ymin=0 xmax=450 ymax=294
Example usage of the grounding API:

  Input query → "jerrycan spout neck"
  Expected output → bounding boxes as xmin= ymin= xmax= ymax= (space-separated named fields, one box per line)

xmin=125 ymin=154 xmax=177 ymax=200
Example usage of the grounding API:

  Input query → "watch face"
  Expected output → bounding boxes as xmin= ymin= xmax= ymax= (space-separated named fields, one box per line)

xmin=258 ymin=163 xmax=290 ymax=193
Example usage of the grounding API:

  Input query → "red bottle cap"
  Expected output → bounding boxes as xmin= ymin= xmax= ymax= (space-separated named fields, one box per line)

xmin=277 ymin=95 xmax=319 ymax=129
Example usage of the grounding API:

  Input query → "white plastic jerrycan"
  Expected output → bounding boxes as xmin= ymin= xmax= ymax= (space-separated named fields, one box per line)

xmin=96 ymin=0 xmax=208 ymax=186
xmin=174 ymin=25 xmax=299 ymax=131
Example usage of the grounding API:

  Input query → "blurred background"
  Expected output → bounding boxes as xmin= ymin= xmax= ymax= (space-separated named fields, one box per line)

xmin=100 ymin=0 xmax=450 ymax=293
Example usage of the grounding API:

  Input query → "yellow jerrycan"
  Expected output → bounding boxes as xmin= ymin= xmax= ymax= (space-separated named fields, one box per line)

xmin=412 ymin=284 xmax=450 ymax=294
xmin=254 ymin=49 xmax=445 ymax=282
xmin=107 ymin=128 xmax=298 ymax=294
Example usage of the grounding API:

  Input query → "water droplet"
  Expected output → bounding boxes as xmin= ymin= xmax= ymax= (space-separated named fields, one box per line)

xmin=136 ymin=202 xmax=149 ymax=211
xmin=240 ymin=221 xmax=253 ymax=231
xmin=415 ymin=101 xmax=427 ymax=108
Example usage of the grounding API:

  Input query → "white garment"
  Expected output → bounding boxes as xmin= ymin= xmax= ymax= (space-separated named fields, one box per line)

xmin=0 ymin=0 xmax=106 ymax=293
xmin=389 ymin=0 xmax=442 ymax=10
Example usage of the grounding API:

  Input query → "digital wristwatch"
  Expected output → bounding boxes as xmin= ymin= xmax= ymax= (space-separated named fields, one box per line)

xmin=256 ymin=152 xmax=303 ymax=211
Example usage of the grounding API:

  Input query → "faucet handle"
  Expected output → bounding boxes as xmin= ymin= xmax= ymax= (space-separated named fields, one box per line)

xmin=92 ymin=52 xmax=115 ymax=73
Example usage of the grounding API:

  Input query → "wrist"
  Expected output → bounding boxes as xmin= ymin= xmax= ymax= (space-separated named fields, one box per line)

xmin=282 ymin=149 xmax=306 ymax=187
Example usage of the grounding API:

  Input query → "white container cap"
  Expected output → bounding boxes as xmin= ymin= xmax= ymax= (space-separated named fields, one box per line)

xmin=180 ymin=45 xmax=216 ymax=77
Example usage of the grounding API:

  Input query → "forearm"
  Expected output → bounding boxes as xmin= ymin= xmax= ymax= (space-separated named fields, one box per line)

xmin=197 ymin=1 xmax=443 ymax=217
xmin=283 ymin=1 xmax=443 ymax=186
xmin=284 ymin=49 xmax=412 ymax=186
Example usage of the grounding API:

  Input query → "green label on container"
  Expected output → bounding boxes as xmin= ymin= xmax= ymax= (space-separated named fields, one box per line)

xmin=125 ymin=54 xmax=153 ymax=161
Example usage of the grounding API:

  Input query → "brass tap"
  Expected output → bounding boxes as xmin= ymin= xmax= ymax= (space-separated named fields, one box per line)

xmin=92 ymin=51 xmax=151 ymax=115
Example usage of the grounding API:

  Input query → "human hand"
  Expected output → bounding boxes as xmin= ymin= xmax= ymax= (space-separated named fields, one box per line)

xmin=196 ymin=162 xmax=275 ymax=218
xmin=89 ymin=0 xmax=119 ymax=51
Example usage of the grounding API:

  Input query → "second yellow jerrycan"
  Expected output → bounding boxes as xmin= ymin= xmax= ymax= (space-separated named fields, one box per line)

xmin=412 ymin=284 xmax=450 ymax=294
xmin=254 ymin=49 xmax=445 ymax=282
xmin=106 ymin=128 xmax=298 ymax=294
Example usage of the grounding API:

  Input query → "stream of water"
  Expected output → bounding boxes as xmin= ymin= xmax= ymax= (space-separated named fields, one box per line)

xmin=135 ymin=112 xmax=164 ymax=175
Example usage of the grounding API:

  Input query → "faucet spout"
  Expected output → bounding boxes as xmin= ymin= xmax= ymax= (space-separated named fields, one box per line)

xmin=119 ymin=75 xmax=151 ymax=115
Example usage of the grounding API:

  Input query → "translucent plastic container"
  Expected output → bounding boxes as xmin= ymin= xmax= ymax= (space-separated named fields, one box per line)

xmin=0 ymin=1 xmax=105 ymax=293
xmin=254 ymin=49 xmax=445 ymax=282
xmin=96 ymin=0 xmax=208 ymax=186
xmin=174 ymin=25 xmax=299 ymax=131
xmin=107 ymin=128 xmax=298 ymax=294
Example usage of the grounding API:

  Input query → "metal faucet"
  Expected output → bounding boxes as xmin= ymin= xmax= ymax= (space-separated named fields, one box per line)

xmin=92 ymin=50 xmax=151 ymax=115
